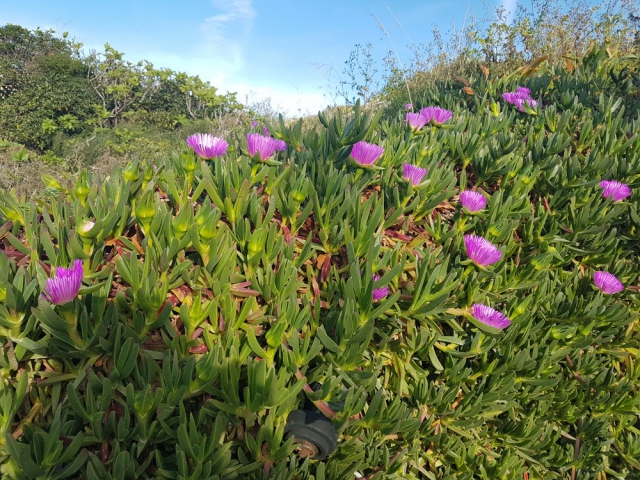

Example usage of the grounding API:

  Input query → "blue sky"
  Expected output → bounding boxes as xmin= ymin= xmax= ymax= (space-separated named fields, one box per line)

xmin=2 ymin=0 xmax=514 ymax=116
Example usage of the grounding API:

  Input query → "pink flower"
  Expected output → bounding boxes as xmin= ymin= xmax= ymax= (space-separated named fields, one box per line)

xmin=593 ymin=271 xmax=624 ymax=294
xmin=600 ymin=180 xmax=631 ymax=202
xmin=186 ymin=133 xmax=228 ymax=159
xmin=274 ymin=139 xmax=287 ymax=151
xmin=419 ymin=106 xmax=453 ymax=125
xmin=502 ymin=87 xmax=536 ymax=112
xmin=351 ymin=141 xmax=384 ymax=166
xmin=372 ymin=275 xmax=390 ymax=301
xmin=471 ymin=304 xmax=511 ymax=330
xmin=247 ymin=133 xmax=282 ymax=160
xmin=404 ymin=103 xmax=413 ymax=110
xmin=403 ymin=163 xmax=427 ymax=186
xmin=42 ymin=259 xmax=83 ymax=305
xmin=460 ymin=191 xmax=487 ymax=212
xmin=405 ymin=113 xmax=427 ymax=131
xmin=464 ymin=235 xmax=502 ymax=266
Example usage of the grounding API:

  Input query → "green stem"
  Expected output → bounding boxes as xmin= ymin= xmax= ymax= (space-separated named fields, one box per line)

xmin=60 ymin=305 xmax=84 ymax=350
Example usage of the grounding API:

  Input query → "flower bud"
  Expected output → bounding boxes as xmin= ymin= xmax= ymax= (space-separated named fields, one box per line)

xmin=194 ymin=200 xmax=212 ymax=227
xmin=77 ymin=220 xmax=100 ymax=239
xmin=172 ymin=206 xmax=193 ymax=241
xmin=123 ymin=160 xmax=140 ymax=182
xmin=42 ymin=174 xmax=63 ymax=192
xmin=490 ymin=102 xmax=500 ymax=117
xmin=75 ymin=171 xmax=91 ymax=204
xmin=135 ymin=190 xmax=157 ymax=230
xmin=142 ymin=164 xmax=155 ymax=189
xmin=183 ymin=151 xmax=198 ymax=176
xmin=197 ymin=213 xmax=219 ymax=242
xmin=291 ymin=179 xmax=308 ymax=204
xmin=248 ymin=230 xmax=267 ymax=256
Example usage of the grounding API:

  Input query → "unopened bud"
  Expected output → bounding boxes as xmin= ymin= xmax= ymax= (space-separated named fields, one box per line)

xmin=490 ymin=102 xmax=500 ymax=117
xmin=123 ymin=160 xmax=140 ymax=182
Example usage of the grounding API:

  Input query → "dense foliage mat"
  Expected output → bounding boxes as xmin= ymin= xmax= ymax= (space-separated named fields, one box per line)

xmin=0 ymin=46 xmax=639 ymax=479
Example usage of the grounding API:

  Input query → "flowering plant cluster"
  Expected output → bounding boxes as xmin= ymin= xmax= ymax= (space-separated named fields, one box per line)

xmin=0 ymin=47 xmax=638 ymax=479
xmin=405 ymin=105 xmax=453 ymax=130
xmin=502 ymin=86 xmax=538 ymax=112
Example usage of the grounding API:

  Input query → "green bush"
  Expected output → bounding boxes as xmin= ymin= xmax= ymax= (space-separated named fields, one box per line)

xmin=0 ymin=53 xmax=98 ymax=151
xmin=0 ymin=46 xmax=639 ymax=480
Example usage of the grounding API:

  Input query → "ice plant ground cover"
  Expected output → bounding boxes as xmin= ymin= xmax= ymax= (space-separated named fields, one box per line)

xmin=0 ymin=46 xmax=639 ymax=479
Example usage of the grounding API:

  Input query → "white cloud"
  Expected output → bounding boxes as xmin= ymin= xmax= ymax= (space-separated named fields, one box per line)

xmin=83 ymin=0 xmax=330 ymax=118
xmin=233 ymin=83 xmax=334 ymax=118
xmin=195 ymin=0 xmax=256 ymax=84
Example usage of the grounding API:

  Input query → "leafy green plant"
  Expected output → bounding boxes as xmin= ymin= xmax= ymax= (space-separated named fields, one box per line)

xmin=0 ymin=37 xmax=639 ymax=480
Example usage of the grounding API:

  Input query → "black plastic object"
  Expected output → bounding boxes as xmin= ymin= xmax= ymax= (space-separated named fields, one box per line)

xmin=284 ymin=409 xmax=338 ymax=460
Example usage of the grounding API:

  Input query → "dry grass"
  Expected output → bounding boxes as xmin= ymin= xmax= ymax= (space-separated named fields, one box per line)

xmin=0 ymin=151 xmax=67 ymax=199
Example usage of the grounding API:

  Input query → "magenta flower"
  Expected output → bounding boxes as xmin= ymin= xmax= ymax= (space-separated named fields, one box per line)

xmin=403 ymin=163 xmax=427 ymax=186
xmin=464 ymin=235 xmax=502 ymax=266
xmin=372 ymin=275 xmax=390 ymax=301
xmin=419 ymin=106 xmax=453 ymax=125
xmin=263 ymin=126 xmax=270 ymax=136
xmin=186 ymin=133 xmax=229 ymax=159
xmin=247 ymin=133 xmax=282 ymax=160
xmin=42 ymin=259 xmax=83 ymax=305
xmin=274 ymin=139 xmax=287 ymax=151
xmin=600 ymin=180 xmax=631 ymax=202
xmin=501 ymin=92 xmax=522 ymax=104
xmin=351 ymin=141 xmax=384 ymax=166
xmin=502 ymin=88 xmax=536 ymax=112
xmin=460 ymin=191 xmax=487 ymax=212
xmin=404 ymin=103 xmax=413 ymax=110
xmin=405 ymin=113 xmax=427 ymax=131
xmin=471 ymin=304 xmax=511 ymax=330
xmin=250 ymin=120 xmax=259 ymax=128
xmin=593 ymin=271 xmax=624 ymax=294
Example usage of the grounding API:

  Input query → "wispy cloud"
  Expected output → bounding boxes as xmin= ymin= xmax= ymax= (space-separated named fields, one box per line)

xmin=197 ymin=0 xmax=256 ymax=83
xmin=236 ymin=83 xmax=332 ymax=118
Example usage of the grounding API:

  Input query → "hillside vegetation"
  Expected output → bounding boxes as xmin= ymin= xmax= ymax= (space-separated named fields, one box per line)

xmin=0 ymin=2 xmax=639 ymax=479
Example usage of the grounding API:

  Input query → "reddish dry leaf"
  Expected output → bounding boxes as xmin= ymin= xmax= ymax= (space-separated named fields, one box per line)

xmin=316 ymin=253 xmax=327 ymax=270
xmin=320 ymin=255 xmax=331 ymax=283
xmin=311 ymin=276 xmax=320 ymax=300
xmin=172 ymin=285 xmax=191 ymax=303
xmin=189 ymin=343 xmax=209 ymax=354
xmin=39 ymin=260 xmax=51 ymax=276
xmin=171 ymin=316 xmax=183 ymax=335
xmin=0 ymin=221 xmax=13 ymax=240
xmin=454 ymin=75 xmax=471 ymax=86
xmin=230 ymin=283 xmax=261 ymax=297
xmin=384 ymin=229 xmax=412 ymax=242
xmin=102 ymin=442 xmax=109 ymax=464
xmin=282 ymin=225 xmax=292 ymax=245
xmin=130 ymin=233 xmax=145 ymax=255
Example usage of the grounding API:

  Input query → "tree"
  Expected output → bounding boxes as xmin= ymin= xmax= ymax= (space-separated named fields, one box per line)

xmin=84 ymin=44 xmax=166 ymax=126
